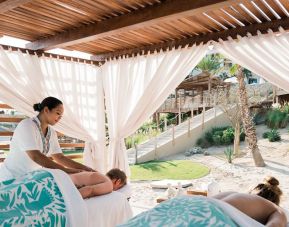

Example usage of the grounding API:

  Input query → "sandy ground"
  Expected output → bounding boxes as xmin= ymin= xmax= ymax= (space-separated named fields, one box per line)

xmin=129 ymin=124 xmax=289 ymax=215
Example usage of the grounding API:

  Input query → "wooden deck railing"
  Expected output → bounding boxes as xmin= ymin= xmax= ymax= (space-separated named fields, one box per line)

xmin=0 ymin=104 xmax=84 ymax=162
xmin=0 ymin=143 xmax=85 ymax=150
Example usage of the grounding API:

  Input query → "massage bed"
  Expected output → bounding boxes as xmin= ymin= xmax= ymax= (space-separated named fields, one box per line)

xmin=0 ymin=169 xmax=132 ymax=227
xmin=119 ymin=195 xmax=268 ymax=227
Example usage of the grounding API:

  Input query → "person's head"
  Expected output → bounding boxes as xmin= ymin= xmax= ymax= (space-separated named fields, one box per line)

xmin=106 ymin=168 xmax=127 ymax=190
xmin=250 ymin=176 xmax=282 ymax=205
xmin=33 ymin=97 xmax=63 ymax=125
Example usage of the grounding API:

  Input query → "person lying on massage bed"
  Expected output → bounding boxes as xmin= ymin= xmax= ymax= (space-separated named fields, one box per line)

xmin=106 ymin=168 xmax=127 ymax=190
xmin=0 ymin=97 xmax=95 ymax=182
xmin=213 ymin=176 xmax=287 ymax=226
xmin=213 ymin=192 xmax=286 ymax=226
xmin=69 ymin=168 xmax=128 ymax=199
xmin=120 ymin=176 xmax=287 ymax=227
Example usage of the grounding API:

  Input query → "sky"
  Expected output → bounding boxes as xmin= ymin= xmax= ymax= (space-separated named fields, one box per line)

xmin=0 ymin=35 xmax=92 ymax=60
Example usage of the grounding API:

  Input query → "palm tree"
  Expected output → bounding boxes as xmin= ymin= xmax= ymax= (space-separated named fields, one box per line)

xmin=196 ymin=54 xmax=221 ymax=105
xmin=233 ymin=65 xmax=265 ymax=167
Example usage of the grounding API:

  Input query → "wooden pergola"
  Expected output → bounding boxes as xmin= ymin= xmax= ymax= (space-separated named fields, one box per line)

xmin=0 ymin=0 xmax=288 ymax=62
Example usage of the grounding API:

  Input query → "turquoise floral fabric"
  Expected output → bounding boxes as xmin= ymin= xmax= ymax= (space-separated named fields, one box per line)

xmin=0 ymin=170 xmax=67 ymax=227
xmin=119 ymin=196 xmax=238 ymax=227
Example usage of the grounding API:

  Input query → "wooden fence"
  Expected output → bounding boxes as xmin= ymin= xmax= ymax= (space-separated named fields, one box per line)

xmin=0 ymin=104 xmax=84 ymax=162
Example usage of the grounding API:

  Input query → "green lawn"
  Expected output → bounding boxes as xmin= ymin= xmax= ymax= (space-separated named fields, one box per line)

xmin=130 ymin=160 xmax=210 ymax=181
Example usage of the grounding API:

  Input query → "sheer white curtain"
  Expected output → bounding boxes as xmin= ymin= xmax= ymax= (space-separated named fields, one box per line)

xmin=214 ymin=29 xmax=289 ymax=92
xmin=102 ymin=44 xmax=208 ymax=175
xmin=0 ymin=48 xmax=106 ymax=172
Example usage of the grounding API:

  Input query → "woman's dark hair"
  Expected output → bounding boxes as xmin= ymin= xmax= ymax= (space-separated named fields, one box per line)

xmin=106 ymin=168 xmax=127 ymax=185
xmin=33 ymin=97 xmax=63 ymax=112
xmin=250 ymin=176 xmax=282 ymax=205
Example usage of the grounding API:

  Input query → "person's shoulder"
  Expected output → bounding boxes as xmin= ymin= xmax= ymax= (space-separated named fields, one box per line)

xmin=13 ymin=118 xmax=35 ymax=134
xmin=17 ymin=118 xmax=34 ymax=127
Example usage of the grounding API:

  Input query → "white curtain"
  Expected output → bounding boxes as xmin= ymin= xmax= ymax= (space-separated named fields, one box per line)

xmin=214 ymin=29 xmax=289 ymax=92
xmin=102 ymin=44 xmax=208 ymax=175
xmin=0 ymin=48 xmax=106 ymax=172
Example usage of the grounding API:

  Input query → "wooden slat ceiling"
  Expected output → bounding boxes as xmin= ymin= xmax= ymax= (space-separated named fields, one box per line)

xmin=0 ymin=0 xmax=289 ymax=61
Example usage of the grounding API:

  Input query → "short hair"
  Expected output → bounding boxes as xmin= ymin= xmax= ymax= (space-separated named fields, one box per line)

xmin=106 ymin=168 xmax=127 ymax=185
xmin=33 ymin=97 xmax=63 ymax=112
xmin=250 ymin=176 xmax=282 ymax=205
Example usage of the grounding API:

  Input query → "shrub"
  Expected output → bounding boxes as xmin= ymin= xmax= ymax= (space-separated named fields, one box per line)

xmin=211 ymin=126 xmax=228 ymax=135
xmin=222 ymin=128 xmax=235 ymax=145
xmin=204 ymin=131 xmax=214 ymax=145
xmin=212 ymin=134 xmax=222 ymax=146
xmin=267 ymin=129 xmax=281 ymax=142
xmin=196 ymin=126 xmax=245 ymax=148
xmin=266 ymin=109 xmax=289 ymax=129
xmin=196 ymin=138 xmax=210 ymax=148
xmin=281 ymin=102 xmax=289 ymax=114
xmin=262 ymin=131 xmax=269 ymax=139
xmin=224 ymin=147 xmax=233 ymax=163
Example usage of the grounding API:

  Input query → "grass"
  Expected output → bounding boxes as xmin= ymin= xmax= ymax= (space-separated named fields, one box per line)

xmin=130 ymin=160 xmax=210 ymax=181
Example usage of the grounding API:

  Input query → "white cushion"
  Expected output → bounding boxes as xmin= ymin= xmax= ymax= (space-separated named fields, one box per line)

xmin=150 ymin=180 xmax=192 ymax=189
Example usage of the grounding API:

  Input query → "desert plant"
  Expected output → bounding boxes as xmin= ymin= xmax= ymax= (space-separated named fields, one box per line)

xmin=267 ymin=129 xmax=281 ymax=142
xmin=222 ymin=127 xmax=235 ymax=145
xmin=197 ymin=126 xmax=246 ymax=148
xmin=266 ymin=109 xmax=289 ymax=129
xmin=262 ymin=131 xmax=269 ymax=139
xmin=204 ymin=131 xmax=214 ymax=145
xmin=196 ymin=138 xmax=210 ymax=148
xmin=212 ymin=134 xmax=222 ymax=146
xmin=224 ymin=147 xmax=234 ymax=163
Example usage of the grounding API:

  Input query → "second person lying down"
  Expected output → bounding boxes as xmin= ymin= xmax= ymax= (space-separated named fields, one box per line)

xmin=69 ymin=168 xmax=127 ymax=199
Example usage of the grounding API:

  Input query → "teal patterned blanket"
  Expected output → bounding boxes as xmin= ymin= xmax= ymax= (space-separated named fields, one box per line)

xmin=119 ymin=196 xmax=238 ymax=227
xmin=0 ymin=170 xmax=67 ymax=227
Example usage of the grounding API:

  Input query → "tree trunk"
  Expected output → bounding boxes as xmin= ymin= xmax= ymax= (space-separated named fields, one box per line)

xmin=233 ymin=121 xmax=240 ymax=157
xmin=236 ymin=67 xmax=265 ymax=167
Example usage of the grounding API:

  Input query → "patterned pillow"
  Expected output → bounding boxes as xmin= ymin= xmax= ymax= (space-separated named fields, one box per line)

xmin=119 ymin=196 xmax=238 ymax=227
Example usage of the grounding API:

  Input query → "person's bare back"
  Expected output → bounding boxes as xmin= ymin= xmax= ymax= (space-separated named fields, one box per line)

xmin=70 ymin=171 xmax=113 ymax=199
xmin=214 ymin=192 xmax=287 ymax=226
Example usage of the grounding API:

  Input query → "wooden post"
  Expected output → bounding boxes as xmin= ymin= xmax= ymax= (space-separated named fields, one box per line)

xmin=202 ymin=104 xmax=205 ymax=130
xmin=156 ymin=112 xmax=160 ymax=130
xmin=178 ymin=90 xmax=181 ymax=124
xmin=172 ymin=124 xmax=175 ymax=146
xmin=154 ymin=136 xmax=158 ymax=160
xmin=175 ymin=89 xmax=178 ymax=109
xmin=273 ymin=86 xmax=276 ymax=103
xmin=134 ymin=143 xmax=138 ymax=164
xmin=208 ymin=75 xmax=211 ymax=106
xmin=214 ymin=92 xmax=217 ymax=122
xmin=188 ymin=118 xmax=191 ymax=137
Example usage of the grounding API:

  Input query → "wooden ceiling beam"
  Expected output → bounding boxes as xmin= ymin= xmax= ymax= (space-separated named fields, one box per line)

xmin=26 ymin=0 xmax=241 ymax=50
xmin=0 ymin=44 xmax=102 ymax=65
xmin=0 ymin=0 xmax=33 ymax=14
xmin=91 ymin=17 xmax=289 ymax=61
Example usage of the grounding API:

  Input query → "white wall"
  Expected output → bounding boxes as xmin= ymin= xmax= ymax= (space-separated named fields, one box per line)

xmin=137 ymin=110 xmax=231 ymax=163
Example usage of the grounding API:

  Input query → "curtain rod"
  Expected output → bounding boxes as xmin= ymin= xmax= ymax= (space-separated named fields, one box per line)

xmin=0 ymin=44 xmax=103 ymax=66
